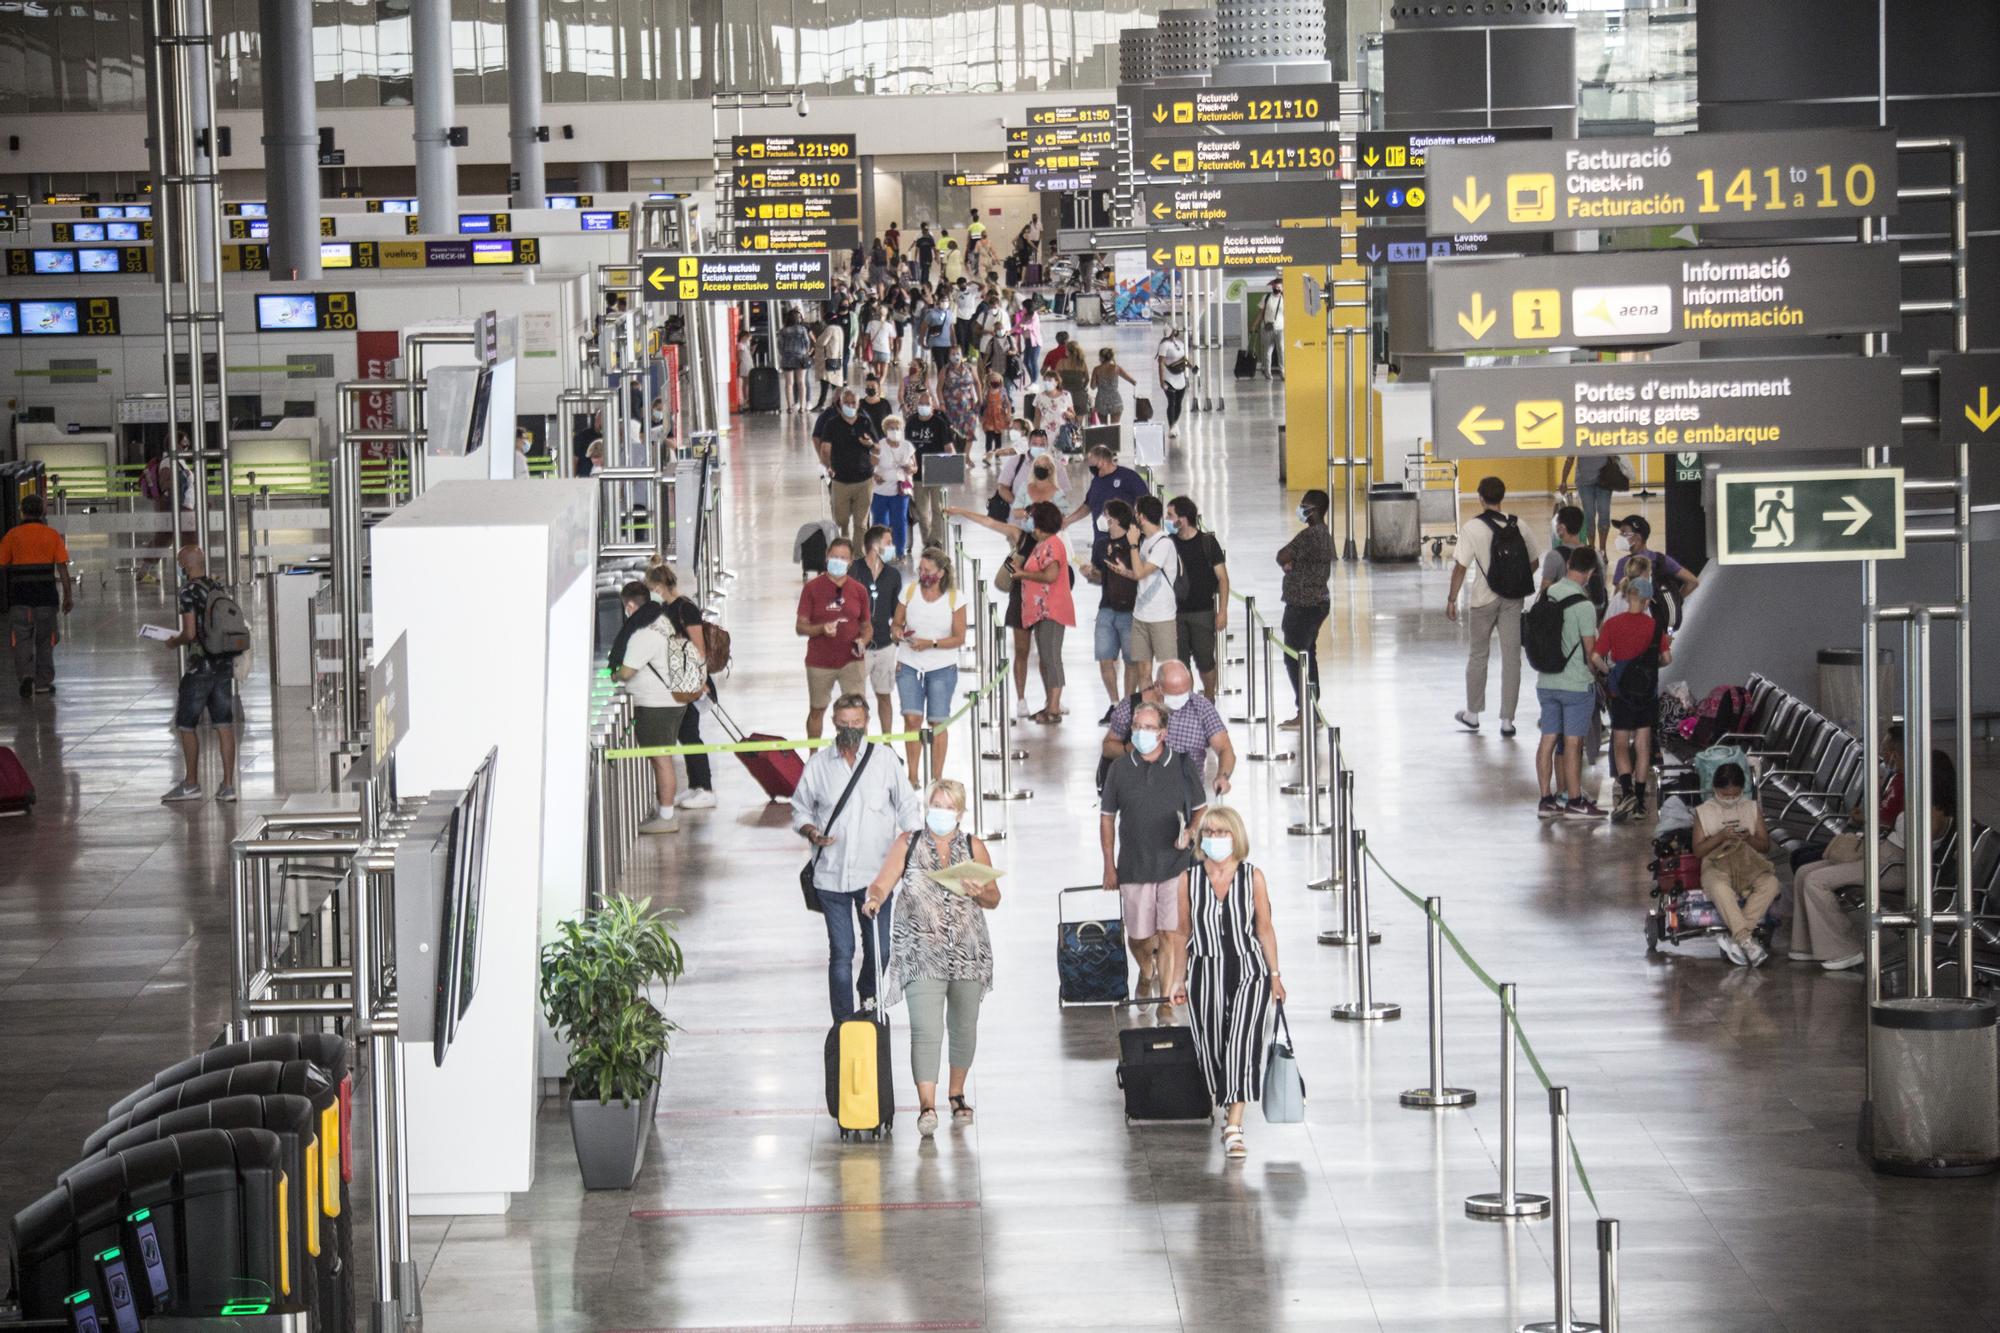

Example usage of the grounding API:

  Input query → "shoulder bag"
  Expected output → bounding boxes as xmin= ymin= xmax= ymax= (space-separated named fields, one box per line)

xmin=1261 ymin=1000 xmax=1306 ymax=1124
xmin=800 ymin=746 xmax=874 ymax=913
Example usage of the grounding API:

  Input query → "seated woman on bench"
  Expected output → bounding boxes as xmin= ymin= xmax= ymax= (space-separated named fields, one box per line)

xmin=1694 ymin=763 xmax=1780 ymax=968
xmin=1788 ymin=729 xmax=1910 ymax=970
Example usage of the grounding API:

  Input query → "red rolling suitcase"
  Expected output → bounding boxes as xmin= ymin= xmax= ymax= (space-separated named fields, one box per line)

xmin=0 ymin=745 xmax=34 ymax=816
xmin=711 ymin=702 xmax=803 ymax=802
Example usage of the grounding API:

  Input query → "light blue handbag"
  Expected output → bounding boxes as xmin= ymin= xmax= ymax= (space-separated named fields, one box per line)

xmin=1261 ymin=999 xmax=1305 ymax=1124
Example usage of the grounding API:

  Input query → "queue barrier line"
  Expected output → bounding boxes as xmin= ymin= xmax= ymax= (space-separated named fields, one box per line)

xmin=1363 ymin=843 xmax=1601 ymax=1215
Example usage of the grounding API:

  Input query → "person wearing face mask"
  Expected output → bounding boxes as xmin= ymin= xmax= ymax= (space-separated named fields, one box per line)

xmin=978 ymin=372 xmax=1014 ymax=461
xmin=1090 ymin=500 xmax=1142 ymax=716
xmin=812 ymin=318 xmax=847 ymax=412
xmin=937 ymin=343 xmax=983 ymax=447
xmin=796 ymin=537 xmax=872 ymax=740
xmin=1101 ymin=662 xmax=1236 ymax=795
xmin=850 ymin=525 xmax=905 ymax=739
xmin=1101 ymin=701 xmax=1208 ymax=1000
xmin=1534 ymin=546 xmax=1605 ymax=819
xmin=921 ymin=289 xmax=955 ymax=370
xmin=857 ymin=376 xmax=893 ymax=438
xmin=814 ymin=388 xmax=881 ymax=551
xmin=861 ymin=779 xmax=998 ymax=1137
xmin=1612 ymin=514 xmax=1698 ymax=605
xmin=1167 ymin=497 xmax=1230 ymax=701
xmin=1591 ymin=557 xmax=1674 ymax=822
xmin=892 ymin=547 xmax=968 ymax=783
xmin=1089 ymin=346 xmax=1137 ymax=424
xmin=1063 ymin=443 xmax=1149 ymax=581
xmin=156 ymin=544 xmax=240 ymax=803
xmin=1010 ymin=500 xmax=1076 ymax=724
xmin=1014 ymin=297 xmax=1045 ymax=392
xmin=1110 ymin=494 xmax=1180 ymax=685
xmin=868 ymin=418 xmax=917 ymax=558
xmin=1540 ymin=504 xmax=1609 ymax=615
xmin=1275 ymin=489 xmax=1335 ymax=727
xmin=1164 ymin=806 xmax=1284 ymax=1160
xmin=898 ymin=356 xmax=933 ymax=419
xmin=1787 ymin=727 xmax=1904 ymax=968
xmin=1692 ymin=764 xmax=1780 ymax=967
xmin=1033 ymin=371 xmax=1077 ymax=454
xmin=904 ymin=395 xmax=965 ymax=548
xmin=1155 ymin=326 xmax=1191 ymax=435
xmin=795 ymin=695 xmax=924 ymax=1023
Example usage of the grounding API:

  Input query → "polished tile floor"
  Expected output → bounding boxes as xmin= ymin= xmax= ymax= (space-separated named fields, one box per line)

xmin=4 ymin=323 xmax=1998 ymax=1332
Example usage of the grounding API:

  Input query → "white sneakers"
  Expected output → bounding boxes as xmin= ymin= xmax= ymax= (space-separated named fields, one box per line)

xmin=640 ymin=811 xmax=680 ymax=835
xmin=1717 ymin=935 xmax=1747 ymax=966
xmin=676 ymin=788 xmax=717 ymax=810
xmin=1823 ymin=951 xmax=1865 ymax=972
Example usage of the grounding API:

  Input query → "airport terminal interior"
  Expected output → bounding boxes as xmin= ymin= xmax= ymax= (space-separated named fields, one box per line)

xmin=1 ymin=1 xmax=1998 ymax=1331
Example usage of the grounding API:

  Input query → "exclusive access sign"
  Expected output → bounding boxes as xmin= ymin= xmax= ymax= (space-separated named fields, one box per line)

xmin=1715 ymin=468 xmax=1905 ymax=566
xmin=1423 ymin=127 xmax=1900 ymax=235
xmin=642 ymin=253 xmax=833 ymax=302
xmin=1146 ymin=227 xmax=1345 ymax=272
xmin=1425 ymin=243 xmax=1902 ymax=351
xmin=1428 ymin=355 xmax=1904 ymax=462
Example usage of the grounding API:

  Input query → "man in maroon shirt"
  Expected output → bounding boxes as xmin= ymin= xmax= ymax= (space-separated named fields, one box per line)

xmin=796 ymin=536 xmax=870 ymax=739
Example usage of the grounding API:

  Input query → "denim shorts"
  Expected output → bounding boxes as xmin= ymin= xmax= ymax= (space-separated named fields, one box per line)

xmin=1537 ymin=686 xmax=1596 ymax=739
xmin=174 ymin=661 xmax=237 ymax=729
xmin=896 ymin=662 xmax=958 ymax=721
xmin=1094 ymin=607 xmax=1133 ymax=662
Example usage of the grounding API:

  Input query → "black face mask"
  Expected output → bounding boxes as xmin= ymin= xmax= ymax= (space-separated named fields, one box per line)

xmin=835 ymin=724 xmax=866 ymax=751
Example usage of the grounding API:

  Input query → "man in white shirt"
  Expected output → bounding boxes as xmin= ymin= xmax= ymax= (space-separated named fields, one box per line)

xmin=1445 ymin=476 xmax=1541 ymax=737
xmin=1109 ymin=493 xmax=1180 ymax=687
xmin=792 ymin=694 xmax=924 ymax=1021
xmin=1258 ymin=278 xmax=1284 ymax=377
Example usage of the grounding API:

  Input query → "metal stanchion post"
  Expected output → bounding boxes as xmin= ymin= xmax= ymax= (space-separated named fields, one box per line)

xmin=919 ymin=725 xmax=935 ymax=789
xmin=1248 ymin=625 xmax=1294 ymax=762
xmin=1307 ymin=738 xmax=1341 ymax=891
xmin=1320 ymin=784 xmax=1377 ymax=946
xmin=1596 ymin=1219 xmax=1621 ymax=1333
xmin=1287 ymin=715 xmax=1332 ymax=834
xmin=1519 ymin=1087 xmax=1598 ymax=1333
xmin=1228 ymin=595 xmax=1259 ymax=723
xmin=1330 ymin=832 xmax=1398 ymax=1021
xmin=1401 ymin=897 xmax=1477 ymax=1108
xmin=1221 ymin=623 xmax=1244 ymax=697
xmin=970 ymin=558 xmax=992 ymax=731
xmin=983 ymin=610 xmax=1027 ymax=761
xmin=984 ymin=636 xmax=1031 ymax=801
xmin=968 ymin=679 xmax=1003 ymax=842
xmin=1467 ymin=982 xmax=1552 ymax=1219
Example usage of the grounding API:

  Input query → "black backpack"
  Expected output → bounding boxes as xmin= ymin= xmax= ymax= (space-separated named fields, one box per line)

xmin=1523 ymin=586 xmax=1581 ymax=675
xmin=1478 ymin=512 xmax=1536 ymax=600
xmin=1609 ymin=619 xmax=1664 ymax=701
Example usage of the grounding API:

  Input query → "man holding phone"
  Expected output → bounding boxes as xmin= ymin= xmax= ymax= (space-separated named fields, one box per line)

xmin=796 ymin=537 xmax=871 ymax=740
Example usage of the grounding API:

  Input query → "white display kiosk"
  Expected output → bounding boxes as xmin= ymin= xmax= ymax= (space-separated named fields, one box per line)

xmin=369 ymin=478 xmax=597 ymax=1214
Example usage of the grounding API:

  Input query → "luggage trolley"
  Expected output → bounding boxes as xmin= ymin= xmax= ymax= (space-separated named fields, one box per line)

xmin=1404 ymin=440 xmax=1461 ymax=561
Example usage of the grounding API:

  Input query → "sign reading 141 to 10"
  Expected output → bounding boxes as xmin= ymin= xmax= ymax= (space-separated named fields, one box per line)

xmin=1715 ymin=468 xmax=1905 ymax=566
xmin=1423 ymin=128 xmax=1900 ymax=235
xmin=1428 ymin=354 xmax=1903 ymax=462
xmin=641 ymin=252 xmax=833 ymax=303
xmin=731 ymin=134 xmax=854 ymax=161
xmin=1141 ymin=131 xmax=1340 ymax=177
xmin=1425 ymin=242 xmax=1902 ymax=352
xmin=1135 ymin=83 xmax=1340 ymax=130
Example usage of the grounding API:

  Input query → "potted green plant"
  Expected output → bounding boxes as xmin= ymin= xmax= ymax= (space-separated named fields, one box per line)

xmin=539 ymin=895 xmax=684 ymax=1189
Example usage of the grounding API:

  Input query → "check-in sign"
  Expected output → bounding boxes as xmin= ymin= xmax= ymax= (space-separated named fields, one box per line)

xmin=1425 ymin=243 xmax=1902 ymax=351
xmin=1429 ymin=355 xmax=1904 ymax=461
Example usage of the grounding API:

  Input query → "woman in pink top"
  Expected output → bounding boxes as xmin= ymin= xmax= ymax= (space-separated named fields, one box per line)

xmin=1014 ymin=500 xmax=1075 ymax=724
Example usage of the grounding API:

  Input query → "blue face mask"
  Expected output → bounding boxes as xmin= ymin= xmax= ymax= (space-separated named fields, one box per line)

xmin=1631 ymin=577 xmax=1654 ymax=600
xmin=826 ymin=557 xmax=849 ymax=578
xmin=1200 ymin=834 xmax=1234 ymax=862
xmin=925 ymin=807 xmax=959 ymax=836
xmin=1130 ymin=727 xmax=1161 ymax=756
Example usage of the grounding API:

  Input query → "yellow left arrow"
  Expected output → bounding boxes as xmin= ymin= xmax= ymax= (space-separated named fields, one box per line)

xmin=646 ymin=268 xmax=669 ymax=291
xmin=1150 ymin=152 xmax=1169 ymax=171
xmin=1151 ymin=202 xmax=1171 ymax=220
xmin=1152 ymin=248 xmax=1171 ymax=265
xmin=1457 ymin=405 xmax=1502 ymax=446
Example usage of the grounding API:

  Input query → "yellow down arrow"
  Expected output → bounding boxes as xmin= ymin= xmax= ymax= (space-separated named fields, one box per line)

xmin=1968 ymin=385 xmax=2000 ymax=432
xmin=1457 ymin=405 xmax=1502 ymax=447
xmin=1150 ymin=105 xmax=1168 ymax=124
xmin=1362 ymin=148 xmax=1379 ymax=166
xmin=1452 ymin=177 xmax=1491 ymax=224
xmin=1362 ymin=190 xmax=1380 ymax=208
xmin=1456 ymin=293 xmax=1496 ymax=341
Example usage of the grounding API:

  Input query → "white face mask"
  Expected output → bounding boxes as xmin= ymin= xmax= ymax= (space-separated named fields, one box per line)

xmin=1162 ymin=691 xmax=1190 ymax=712
xmin=1614 ymin=534 xmax=1632 ymax=553
xmin=1095 ymin=513 xmax=1110 ymax=534
xmin=888 ymin=429 xmax=905 ymax=442
xmin=916 ymin=405 xmax=933 ymax=418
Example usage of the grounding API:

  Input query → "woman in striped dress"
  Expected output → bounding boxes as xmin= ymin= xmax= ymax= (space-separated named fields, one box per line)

xmin=1166 ymin=806 xmax=1286 ymax=1159
xmin=863 ymin=779 xmax=1000 ymax=1138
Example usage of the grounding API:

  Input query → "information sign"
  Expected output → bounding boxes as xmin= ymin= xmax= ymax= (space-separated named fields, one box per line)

xmin=733 ymin=194 xmax=859 ymax=223
xmin=1027 ymin=105 xmax=1114 ymax=127
xmin=1352 ymin=175 xmax=1427 ymax=219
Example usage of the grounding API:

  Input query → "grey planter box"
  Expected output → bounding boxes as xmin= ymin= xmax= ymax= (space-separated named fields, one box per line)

xmin=568 ymin=1074 xmax=660 ymax=1190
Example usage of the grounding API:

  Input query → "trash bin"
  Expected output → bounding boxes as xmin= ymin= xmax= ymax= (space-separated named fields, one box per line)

xmin=1867 ymin=997 xmax=2000 ymax=1177
xmin=1817 ymin=647 xmax=1896 ymax=736
xmin=1365 ymin=484 xmax=1420 ymax=562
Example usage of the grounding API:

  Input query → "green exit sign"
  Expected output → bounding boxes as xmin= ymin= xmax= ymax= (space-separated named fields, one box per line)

xmin=1715 ymin=467 xmax=1905 ymax=566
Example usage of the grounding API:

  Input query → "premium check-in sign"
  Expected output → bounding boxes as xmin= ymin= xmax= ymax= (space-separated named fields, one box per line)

xmin=1423 ymin=128 xmax=1900 ymax=235
xmin=1145 ymin=227 xmax=1345 ymax=272
xmin=1426 ymin=243 xmax=1902 ymax=351
xmin=1429 ymin=355 xmax=1904 ymax=461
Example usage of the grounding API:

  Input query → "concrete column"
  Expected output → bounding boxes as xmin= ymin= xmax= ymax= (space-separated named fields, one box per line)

xmin=412 ymin=0 xmax=459 ymax=224
xmin=185 ymin=0 xmax=218 ymax=285
xmin=505 ymin=0 xmax=547 ymax=207
xmin=577 ymin=161 xmax=609 ymax=193
xmin=258 ymin=0 xmax=320 ymax=278
xmin=858 ymin=155 xmax=877 ymax=243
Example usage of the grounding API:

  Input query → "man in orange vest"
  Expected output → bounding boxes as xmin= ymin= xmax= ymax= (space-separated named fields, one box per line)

xmin=0 ymin=494 xmax=74 ymax=698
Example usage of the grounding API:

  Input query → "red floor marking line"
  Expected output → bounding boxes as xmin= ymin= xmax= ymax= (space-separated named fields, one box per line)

xmin=656 ymin=1105 xmax=921 ymax=1119
xmin=603 ymin=1322 xmax=982 ymax=1333
xmin=630 ymin=1200 xmax=979 ymax=1219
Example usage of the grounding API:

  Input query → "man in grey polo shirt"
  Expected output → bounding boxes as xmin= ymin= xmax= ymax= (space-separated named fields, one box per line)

xmin=1100 ymin=700 xmax=1209 ymax=1000
xmin=792 ymin=694 xmax=924 ymax=1021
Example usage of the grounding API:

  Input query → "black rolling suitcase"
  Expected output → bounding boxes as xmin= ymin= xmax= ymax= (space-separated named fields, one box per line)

xmin=1233 ymin=349 xmax=1257 ymax=379
xmin=747 ymin=365 xmax=782 ymax=412
xmin=1115 ymin=1003 xmax=1213 ymax=1123
xmin=1058 ymin=886 xmax=1128 ymax=1006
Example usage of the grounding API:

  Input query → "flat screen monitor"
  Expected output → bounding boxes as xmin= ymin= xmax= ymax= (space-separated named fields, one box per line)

xmin=579 ymin=210 xmax=616 ymax=232
xmin=470 ymin=239 xmax=512 ymax=265
xmin=0 ymin=304 xmax=14 ymax=336
xmin=71 ymin=221 xmax=106 ymax=242
xmin=94 ymin=206 xmax=125 ymax=218
xmin=437 ymin=748 xmax=498 ymax=1056
xmin=246 ymin=219 xmax=270 ymax=239
xmin=458 ymin=213 xmax=495 ymax=233
xmin=32 ymin=250 xmax=76 ymax=274
xmin=106 ymin=221 xmax=141 ymax=241
xmin=320 ymin=242 xmax=353 ymax=269
xmin=255 ymin=294 xmax=319 ymax=331
xmin=126 ymin=204 xmax=152 ymax=219
xmin=238 ymin=202 xmax=267 ymax=218
xmin=545 ymin=194 xmax=581 ymax=209
xmin=77 ymin=248 xmax=120 ymax=274
xmin=19 ymin=301 xmax=80 ymax=335
xmin=380 ymin=198 xmax=414 ymax=214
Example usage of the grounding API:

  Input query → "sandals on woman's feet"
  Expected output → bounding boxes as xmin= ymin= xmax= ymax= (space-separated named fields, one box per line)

xmin=917 ymin=1107 xmax=939 ymax=1138
xmin=1029 ymin=709 xmax=1060 ymax=725
xmin=1221 ymin=1125 xmax=1247 ymax=1159
xmin=949 ymin=1094 xmax=974 ymax=1125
